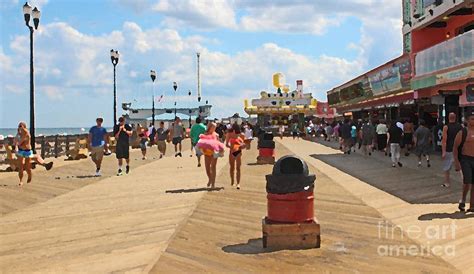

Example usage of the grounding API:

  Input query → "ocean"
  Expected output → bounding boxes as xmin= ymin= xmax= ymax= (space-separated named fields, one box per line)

xmin=0 ymin=127 xmax=113 ymax=137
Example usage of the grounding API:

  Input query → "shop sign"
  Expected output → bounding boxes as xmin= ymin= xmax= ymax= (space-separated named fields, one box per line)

xmin=467 ymin=84 xmax=474 ymax=103
xmin=438 ymin=90 xmax=462 ymax=96
xmin=403 ymin=0 xmax=411 ymax=25
xmin=436 ymin=66 xmax=474 ymax=85
xmin=416 ymin=98 xmax=432 ymax=105
xmin=368 ymin=57 xmax=411 ymax=95
xmin=340 ymin=82 xmax=364 ymax=101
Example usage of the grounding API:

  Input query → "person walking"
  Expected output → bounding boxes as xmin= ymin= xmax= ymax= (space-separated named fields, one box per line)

xmin=291 ymin=122 xmax=299 ymax=140
xmin=387 ymin=121 xmax=404 ymax=167
xmin=325 ymin=123 xmax=334 ymax=142
xmin=340 ymin=119 xmax=352 ymax=154
xmin=138 ymin=128 xmax=149 ymax=160
xmin=226 ymin=123 xmax=246 ymax=190
xmin=414 ymin=119 xmax=432 ymax=168
xmin=350 ymin=122 xmax=358 ymax=152
xmin=243 ymin=122 xmax=254 ymax=149
xmin=190 ymin=117 xmax=207 ymax=167
xmin=155 ymin=121 xmax=169 ymax=159
xmin=88 ymin=117 xmax=108 ymax=176
xmin=170 ymin=117 xmax=185 ymax=157
xmin=441 ymin=113 xmax=462 ymax=187
xmin=15 ymin=122 xmax=33 ymax=186
xmin=114 ymin=116 xmax=132 ymax=176
xmin=148 ymin=123 xmax=156 ymax=147
xmin=403 ymin=118 xmax=414 ymax=156
xmin=201 ymin=122 xmax=221 ymax=188
xmin=361 ymin=120 xmax=375 ymax=156
xmin=278 ymin=124 xmax=285 ymax=140
xmin=453 ymin=108 xmax=474 ymax=212
xmin=334 ymin=122 xmax=341 ymax=148
xmin=376 ymin=120 xmax=388 ymax=152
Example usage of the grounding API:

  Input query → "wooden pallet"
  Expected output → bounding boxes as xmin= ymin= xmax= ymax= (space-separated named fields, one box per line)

xmin=262 ymin=217 xmax=321 ymax=249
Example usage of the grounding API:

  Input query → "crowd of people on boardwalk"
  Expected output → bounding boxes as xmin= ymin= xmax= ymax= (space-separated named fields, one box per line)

xmin=300 ymin=108 xmax=474 ymax=213
xmin=12 ymin=116 xmax=256 ymax=192
xmin=12 ymin=108 xmax=473 ymax=212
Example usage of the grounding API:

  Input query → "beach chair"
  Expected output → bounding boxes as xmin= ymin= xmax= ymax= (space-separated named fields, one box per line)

xmin=66 ymin=138 xmax=88 ymax=160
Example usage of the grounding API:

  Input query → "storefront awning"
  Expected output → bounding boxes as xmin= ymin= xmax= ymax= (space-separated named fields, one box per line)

xmin=337 ymin=90 xmax=415 ymax=112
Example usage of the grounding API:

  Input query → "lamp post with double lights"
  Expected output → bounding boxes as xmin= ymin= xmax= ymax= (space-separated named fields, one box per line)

xmin=150 ymin=70 xmax=157 ymax=126
xmin=110 ymin=49 xmax=120 ymax=125
xmin=22 ymin=2 xmax=41 ymax=152
xmin=173 ymin=82 xmax=178 ymax=119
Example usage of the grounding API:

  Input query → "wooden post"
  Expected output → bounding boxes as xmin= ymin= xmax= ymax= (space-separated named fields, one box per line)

xmin=54 ymin=135 xmax=59 ymax=158
xmin=65 ymin=135 xmax=70 ymax=153
xmin=40 ymin=136 xmax=46 ymax=159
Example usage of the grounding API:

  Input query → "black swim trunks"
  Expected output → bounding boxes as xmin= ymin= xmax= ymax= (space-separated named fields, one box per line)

xmin=172 ymin=137 xmax=182 ymax=145
xmin=116 ymin=143 xmax=129 ymax=159
xmin=460 ymin=155 xmax=474 ymax=184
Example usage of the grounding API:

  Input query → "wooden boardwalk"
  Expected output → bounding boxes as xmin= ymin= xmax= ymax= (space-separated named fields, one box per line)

xmin=0 ymin=143 xmax=228 ymax=273
xmin=0 ymin=139 xmax=469 ymax=273
xmin=151 ymin=141 xmax=455 ymax=273
xmin=0 ymin=147 xmax=174 ymax=216
xmin=279 ymin=138 xmax=474 ymax=274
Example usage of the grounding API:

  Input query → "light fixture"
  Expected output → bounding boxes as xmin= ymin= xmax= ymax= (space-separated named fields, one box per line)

xmin=23 ymin=2 xmax=32 ymax=25
xmin=32 ymin=7 xmax=40 ymax=29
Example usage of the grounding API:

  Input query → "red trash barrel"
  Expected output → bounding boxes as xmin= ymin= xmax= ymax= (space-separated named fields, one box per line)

xmin=259 ymin=148 xmax=275 ymax=157
xmin=267 ymin=191 xmax=314 ymax=223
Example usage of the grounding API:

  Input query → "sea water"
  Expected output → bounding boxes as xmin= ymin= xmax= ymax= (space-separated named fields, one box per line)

xmin=0 ymin=127 xmax=113 ymax=137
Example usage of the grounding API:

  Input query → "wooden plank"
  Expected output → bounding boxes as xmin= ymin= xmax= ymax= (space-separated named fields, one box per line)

xmin=263 ymin=233 xmax=320 ymax=249
xmin=262 ymin=217 xmax=321 ymax=235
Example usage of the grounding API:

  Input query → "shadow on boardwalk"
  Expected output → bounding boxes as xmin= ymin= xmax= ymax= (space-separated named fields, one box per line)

xmin=222 ymin=238 xmax=320 ymax=255
xmin=165 ymin=187 xmax=224 ymax=194
xmin=311 ymin=151 xmax=462 ymax=204
xmin=418 ymin=211 xmax=474 ymax=221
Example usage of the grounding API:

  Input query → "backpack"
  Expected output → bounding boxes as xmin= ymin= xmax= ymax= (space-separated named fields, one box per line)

xmin=458 ymin=128 xmax=467 ymax=161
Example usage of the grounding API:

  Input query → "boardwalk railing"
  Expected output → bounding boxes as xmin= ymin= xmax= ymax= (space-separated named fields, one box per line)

xmin=0 ymin=134 xmax=89 ymax=164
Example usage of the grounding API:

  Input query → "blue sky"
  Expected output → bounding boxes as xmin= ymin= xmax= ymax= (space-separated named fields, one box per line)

xmin=1 ymin=0 xmax=403 ymax=128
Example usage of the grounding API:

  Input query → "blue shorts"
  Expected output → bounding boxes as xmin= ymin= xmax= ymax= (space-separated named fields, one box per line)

xmin=17 ymin=149 xmax=33 ymax=158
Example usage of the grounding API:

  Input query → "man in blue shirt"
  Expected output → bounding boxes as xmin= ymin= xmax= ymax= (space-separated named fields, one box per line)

xmin=88 ymin=117 xmax=108 ymax=176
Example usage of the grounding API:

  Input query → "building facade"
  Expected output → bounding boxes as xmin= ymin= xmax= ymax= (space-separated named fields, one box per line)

xmin=328 ymin=0 xmax=473 ymax=125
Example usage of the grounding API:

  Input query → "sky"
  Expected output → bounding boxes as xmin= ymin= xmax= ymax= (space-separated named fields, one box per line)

xmin=0 ymin=0 xmax=404 ymax=128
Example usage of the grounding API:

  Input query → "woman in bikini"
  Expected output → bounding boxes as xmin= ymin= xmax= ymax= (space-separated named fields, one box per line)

xmin=201 ymin=122 xmax=221 ymax=188
xmin=15 ymin=122 xmax=33 ymax=186
xmin=226 ymin=123 xmax=246 ymax=190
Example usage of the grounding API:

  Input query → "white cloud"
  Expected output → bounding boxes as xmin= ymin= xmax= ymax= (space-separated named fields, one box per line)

xmin=153 ymin=0 xmax=237 ymax=30
xmin=42 ymin=85 xmax=63 ymax=100
xmin=0 ymin=48 xmax=13 ymax=73
xmin=239 ymin=4 xmax=343 ymax=35
xmin=1 ymin=19 xmax=365 ymax=124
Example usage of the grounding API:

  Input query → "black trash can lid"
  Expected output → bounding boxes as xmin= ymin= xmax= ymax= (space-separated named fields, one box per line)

xmin=272 ymin=155 xmax=310 ymax=176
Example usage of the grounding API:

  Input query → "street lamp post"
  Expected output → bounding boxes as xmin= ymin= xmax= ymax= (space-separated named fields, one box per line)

xmin=150 ymin=70 xmax=156 ymax=126
xmin=188 ymin=90 xmax=192 ymax=128
xmin=173 ymin=82 xmax=178 ymax=119
xmin=23 ymin=2 xmax=41 ymax=153
xmin=110 ymin=49 xmax=120 ymax=125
